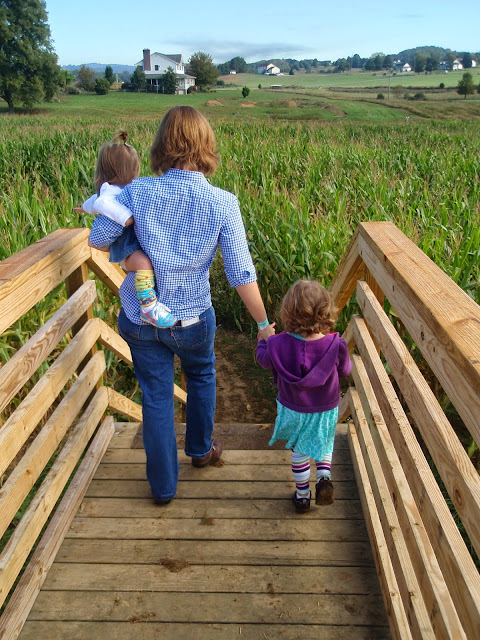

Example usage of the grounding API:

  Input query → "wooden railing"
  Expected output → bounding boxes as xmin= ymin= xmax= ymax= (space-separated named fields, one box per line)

xmin=331 ymin=222 xmax=480 ymax=640
xmin=0 ymin=228 xmax=186 ymax=638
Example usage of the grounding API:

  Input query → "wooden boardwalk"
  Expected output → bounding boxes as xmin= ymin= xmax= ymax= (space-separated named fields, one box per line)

xmin=19 ymin=422 xmax=390 ymax=639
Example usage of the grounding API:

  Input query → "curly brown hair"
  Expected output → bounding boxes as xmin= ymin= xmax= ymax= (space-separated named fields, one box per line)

xmin=150 ymin=106 xmax=219 ymax=176
xmin=280 ymin=280 xmax=337 ymax=337
xmin=94 ymin=130 xmax=140 ymax=193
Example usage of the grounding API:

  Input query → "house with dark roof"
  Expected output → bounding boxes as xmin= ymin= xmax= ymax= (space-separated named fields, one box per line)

xmin=137 ymin=50 xmax=196 ymax=94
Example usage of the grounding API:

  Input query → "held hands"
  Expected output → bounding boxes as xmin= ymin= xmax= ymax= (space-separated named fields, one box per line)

xmin=258 ymin=322 xmax=275 ymax=342
xmin=73 ymin=207 xmax=85 ymax=213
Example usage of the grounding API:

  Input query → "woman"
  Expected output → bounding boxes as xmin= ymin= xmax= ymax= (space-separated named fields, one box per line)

xmin=88 ymin=106 xmax=274 ymax=503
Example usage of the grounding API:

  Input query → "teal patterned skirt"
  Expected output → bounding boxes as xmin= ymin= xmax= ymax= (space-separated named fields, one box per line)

xmin=269 ymin=400 xmax=339 ymax=460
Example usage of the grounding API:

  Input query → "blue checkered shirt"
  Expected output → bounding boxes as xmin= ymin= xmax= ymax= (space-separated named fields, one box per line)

xmin=89 ymin=169 xmax=256 ymax=324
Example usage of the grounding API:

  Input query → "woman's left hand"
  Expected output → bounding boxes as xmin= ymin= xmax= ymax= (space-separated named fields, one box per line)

xmin=258 ymin=323 xmax=275 ymax=341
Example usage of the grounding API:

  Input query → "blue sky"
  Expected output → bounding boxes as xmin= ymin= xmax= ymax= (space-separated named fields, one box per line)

xmin=45 ymin=0 xmax=479 ymax=67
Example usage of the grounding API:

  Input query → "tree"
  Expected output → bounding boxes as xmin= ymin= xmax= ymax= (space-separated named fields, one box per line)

xmin=59 ymin=69 xmax=75 ymax=91
xmin=457 ymin=72 xmax=474 ymax=98
xmin=414 ymin=55 xmax=426 ymax=73
xmin=95 ymin=78 xmax=110 ymax=95
xmin=383 ymin=55 xmax=393 ymax=69
xmin=230 ymin=56 xmax=248 ymax=73
xmin=105 ymin=65 xmax=114 ymax=85
xmin=162 ymin=67 xmax=178 ymax=94
xmin=130 ymin=66 xmax=146 ymax=92
xmin=242 ymin=86 xmax=250 ymax=98
xmin=425 ymin=55 xmax=440 ymax=73
xmin=0 ymin=0 xmax=61 ymax=112
xmin=77 ymin=65 xmax=96 ymax=91
xmin=445 ymin=53 xmax=456 ymax=71
xmin=462 ymin=53 xmax=473 ymax=69
xmin=351 ymin=54 xmax=362 ymax=69
xmin=187 ymin=51 xmax=218 ymax=89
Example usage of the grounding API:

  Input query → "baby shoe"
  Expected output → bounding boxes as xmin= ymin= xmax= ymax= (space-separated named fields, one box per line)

xmin=140 ymin=302 xmax=177 ymax=328
xmin=291 ymin=491 xmax=311 ymax=514
xmin=315 ymin=477 xmax=334 ymax=505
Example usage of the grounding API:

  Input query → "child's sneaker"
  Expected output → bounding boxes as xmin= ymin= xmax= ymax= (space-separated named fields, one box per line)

xmin=140 ymin=302 xmax=177 ymax=328
xmin=291 ymin=491 xmax=311 ymax=514
xmin=315 ymin=477 xmax=334 ymax=505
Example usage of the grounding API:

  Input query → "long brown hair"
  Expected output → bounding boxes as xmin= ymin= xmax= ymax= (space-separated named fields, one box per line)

xmin=150 ymin=106 xmax=219 ymax=176
xmin=94 ymin=130 xmax=140 ymax=192
xmin=280 ymin=280 xmax=337 ymax=337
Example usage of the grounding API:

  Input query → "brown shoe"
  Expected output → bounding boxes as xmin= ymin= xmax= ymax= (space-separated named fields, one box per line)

xmin=292 ymin=491 xmax=311 ymax=514
xmin=191 ymin=439 xmax=223 ymax=468
xmin=315 ymin=477 xmax=334 ymax=505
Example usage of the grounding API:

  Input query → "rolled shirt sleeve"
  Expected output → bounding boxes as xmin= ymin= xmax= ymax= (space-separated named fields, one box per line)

xmin=218 ymin=197 xmax=256 ymax=288
xmin=89 ymin=214 xmax=124 ymax=248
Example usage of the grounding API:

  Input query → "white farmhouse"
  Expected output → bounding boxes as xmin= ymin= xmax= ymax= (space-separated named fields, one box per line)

xmin=401 ymin=63 xmax=412 ymax=72
xmin=257 ymin=63 xmax=281 ymax=75
xmin=453 ymin=59 xmax=464 ymax=71
xmin=136 ymin=49 xmax=196 ymax=94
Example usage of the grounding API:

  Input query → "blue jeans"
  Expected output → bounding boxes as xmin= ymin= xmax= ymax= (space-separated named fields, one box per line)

xmin=118 ymin=306 xmax=216 ymax=501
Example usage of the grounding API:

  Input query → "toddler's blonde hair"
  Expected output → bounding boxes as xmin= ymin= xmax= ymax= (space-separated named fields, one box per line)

xmin=280 ymin=280 xmax=337 ymax=337
xmin=94 ymin=130 xmax=140 ymax=193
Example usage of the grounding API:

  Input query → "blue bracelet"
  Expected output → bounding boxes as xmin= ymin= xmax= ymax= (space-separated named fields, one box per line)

xmin=257 ymin=318 xmax=269 ymax=330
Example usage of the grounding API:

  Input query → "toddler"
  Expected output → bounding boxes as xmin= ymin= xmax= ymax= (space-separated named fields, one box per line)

xmin=80 ymin=131 xmax=176 ymax=328
xmin=256 ymin=280 xmax=352 ymax=513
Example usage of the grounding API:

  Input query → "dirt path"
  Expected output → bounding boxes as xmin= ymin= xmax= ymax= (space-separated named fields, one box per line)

xmin=213 ymin=325 xmax=277 ymax=424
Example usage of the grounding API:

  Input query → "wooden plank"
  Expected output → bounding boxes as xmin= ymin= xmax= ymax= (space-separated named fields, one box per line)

xmin=101 ymin=446 xmax=353 ymax=465
xmin=109 ymin=422 xmax=140 ymax=448
xmin=0 ymin=352 xmax=106 ymax=539
xmin=0 ymin=280 xmax=97 ymax=413
xmin=348 ymin=407 xmax=412 ymax=640
xmin=43 ymin=563 xmax=379 ymax=594
xmin=19 ymin=621 xmax=391 ymax=640
xmin=0 ymin=387 xmax=109 ymax=608
xmin=93 ymin=463 xmax=356 ymax=482
xmin=328 ymin=227 xmax=365 ymax=313
xmin=107 ymin=389 xmax=142 ymax=422
xmin=356 ymin=280 xmax=480 ymax=560
xmin=0 ymin=318 xmax=101 ymax=477
xmin=86 ymin=248 xmax=125 ymax=296
xmin=0 ymin=418 xmax=114 ymax=640
xmin=0 ymin=229 xmax=87 ymax=283
xmin=351 ymin=354 xmax=465 ymax=640
xmin=67 ymin=515 xmax=367 ymax=542
xmin=85 ymin=479 xmax=359 ymax=500
xmin=65 ymin=264 xmax=95 ymax=340
xmin=98 ymin=321 xmax=132 ymax=366
xmin=0 ymin=229 xmax=90 ymax=334
xmin=351 ymin=314 xmax=480 ymax=639
xmin=56 ymin=537 xmax=373 ymax=567
xmin=348 ymin=387 xmax=435 ymax=639
xmin=75 ymin=497 xmax=363 ymax=520
xmin=357 ymin=221 xmax=480 ymax=446
xmin=27 ymin=591 xmax=388 ymax=626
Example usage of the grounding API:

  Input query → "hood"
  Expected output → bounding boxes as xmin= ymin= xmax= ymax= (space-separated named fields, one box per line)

xmin=267 ymin=332 xmax=340 ymax=390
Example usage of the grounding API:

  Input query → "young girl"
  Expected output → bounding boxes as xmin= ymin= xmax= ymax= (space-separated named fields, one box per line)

xmin=81 ymin=131 xmax=176 ymax=328
xmin=256 ymin=280 xmax=352 ymax=513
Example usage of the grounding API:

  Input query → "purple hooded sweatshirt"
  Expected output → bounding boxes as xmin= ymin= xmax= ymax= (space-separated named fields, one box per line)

xmin=256 ymin=332 xmax=352 ymax=414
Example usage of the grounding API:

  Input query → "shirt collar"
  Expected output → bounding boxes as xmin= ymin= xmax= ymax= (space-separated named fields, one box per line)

xmin=163 ymin=169 xmax=206 ymax=182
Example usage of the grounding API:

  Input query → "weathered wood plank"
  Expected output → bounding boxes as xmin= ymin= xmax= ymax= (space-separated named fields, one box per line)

xmin=56 ymin=538 xmax=374 ymax=566
xmin=43 ymin=563 xmax=380 ymax=594
xmin=348 ymin=411 xmax=412 ymax=640
xmin=0 ymin=387 xmax=109 ymax=609
xmin=351 ymin=354 xmax=465 ymax=640
xmin=0 ymin=352 xmax=106 ymax=539
xmin=67 ymin=515 xmax=368 ymax=541
xmin=86 ymin=248 xmax=125 ymax=296
xmin=107 ymin=388 xmax=142 ymax=422
xmin=76 ymin=496 xmax=364 ymax=520
xmin=98 ymin=321 xmax=132 ymax=366
xmin=0 ymin=229 xmax=90 ymax=334
xmin=101 ymin=446 xmax=352 ymax=465
xmin=19 ymin=621 xmax=390 ymax=640
xmin=0 ymin=280 xmax=97 ymax=413
xmin=328 ymin=227 xmax=365 ymax=313
xmin=348 ymin=387 xmax=435 ymax=639
xmin=93 ymin=463 xmax=356 ymax=482
xmin=0 ymin=318 xmax=101 ymax=477
xmin=28 ymin=591 xmax=388 ymax=626
xmin=357 ymin=221 xmax=480 ymax=447
xmin=0 ymin=419 xmax=114 ymax=640
xmin=85 ymin=478 xmax=359 ymax=500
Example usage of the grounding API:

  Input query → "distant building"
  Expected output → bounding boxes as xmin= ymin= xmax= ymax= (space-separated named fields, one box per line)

xmin=452 ymin=59 xmax=463 ymax=71
xmin=257 ymin=63 xmax=281 ymax=75
xmin=137 ymin=50 xmax=195 ymax=94
xmin=401 ymin=63 xmax=412 ymax=72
